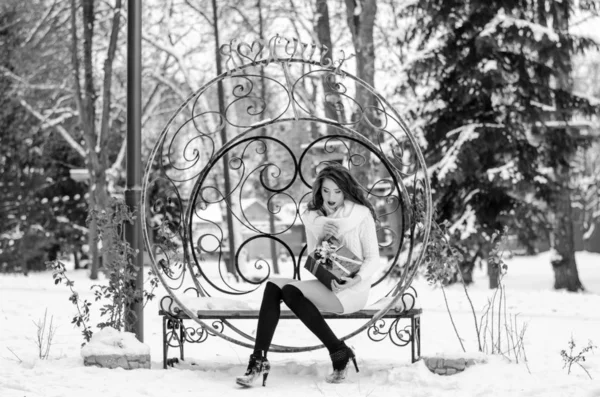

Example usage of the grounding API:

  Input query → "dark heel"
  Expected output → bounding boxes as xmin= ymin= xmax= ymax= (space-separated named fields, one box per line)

xmin=352 ymin=357 xmax=359 ymax=372
xmin=236 ymin=354 xmax=270 ymax=387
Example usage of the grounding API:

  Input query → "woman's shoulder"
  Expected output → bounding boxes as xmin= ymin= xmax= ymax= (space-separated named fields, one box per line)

xmin=349 ymin=203 xmax=371 ymax=219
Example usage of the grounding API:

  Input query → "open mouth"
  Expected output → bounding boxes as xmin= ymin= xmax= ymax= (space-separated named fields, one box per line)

xmin=327 ymin=201 xmax=337 ymax=207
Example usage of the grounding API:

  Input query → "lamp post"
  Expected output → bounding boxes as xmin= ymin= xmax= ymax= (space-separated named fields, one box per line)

xmin=126 ymin=0 xmax=144 ymax=342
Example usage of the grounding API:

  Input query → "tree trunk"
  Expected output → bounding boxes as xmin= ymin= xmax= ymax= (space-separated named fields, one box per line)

xmin=548 ymin=0 xmax=583 ymax=292
xmin=71 ymin=0 xmax=121 ymax=279
xmin=551 ymin=163 xmax=584 ymax=291
xmin=344 ymin=0 xmax=378 ymax=186
xmin=74 ymin=0 xmax=103 ymax=278
xmin=94 ymin=170 xmax=111 ymax=273
xmin=316 ymin=0 xmax=339 ymax=135
xmin=458 ymin=261 xmax=474 ymax=285
xmin=88 ymin=181 xmax=99 ymax=280
xmin=487 ymin=261 xmax=499 ymax=289
xmin=74 ymin=247 xmax=81 ymax=270
xmin=212 ymin=0 xmax=237 ymax=276
xmin=256 ymin=0 xmax=279 ymax=274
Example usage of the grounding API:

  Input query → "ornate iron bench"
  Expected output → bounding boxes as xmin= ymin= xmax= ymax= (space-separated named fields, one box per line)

xmin=142 ymin=36 xmax=432 ymax=370
xmin=158 ymin=288 xmax=422 ymax=369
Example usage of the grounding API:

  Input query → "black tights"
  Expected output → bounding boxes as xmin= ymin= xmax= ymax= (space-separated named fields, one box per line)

xmin=253 ymin=282 xmax=343 ymax=358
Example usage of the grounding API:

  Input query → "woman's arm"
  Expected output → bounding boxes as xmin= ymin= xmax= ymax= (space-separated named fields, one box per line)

xmin=302 ymin=210 xmax=328 ymax=240
xmin=356 ymin=215 xmax=381 ymax=283
xmin=305 ymin=225 xmax=318 ymax=254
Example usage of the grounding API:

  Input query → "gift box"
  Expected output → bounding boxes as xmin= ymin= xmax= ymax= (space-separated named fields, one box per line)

xmin=304 ymin=237 xmax=363 ymax=291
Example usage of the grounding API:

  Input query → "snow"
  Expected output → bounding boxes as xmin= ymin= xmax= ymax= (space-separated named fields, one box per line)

xmin=431 ymin=124 xmax=480 ymax=181
xmin=277 ymin=203 xmax=306 ymax=226
xmin=80 ymin=328 xmax=150 ymax=357
xmin=487 ymin=160 xmax=520 ymax=183
xmin=480 ymin=59 xmax=498 ymax=73
xmin=194 ymin=203 xmax=224 ymax=224
xmin=573 ymin=91 xmax=600 ymax=107
xmin=172 ymin=296 xmax=255 ymax=312
xmin=1 ymin=251 xmax=600 ymax=397
xmin=481 ymin=11 xmax=560 ymax=42
xmin=448 ymin=205 xmax=478 ymax=240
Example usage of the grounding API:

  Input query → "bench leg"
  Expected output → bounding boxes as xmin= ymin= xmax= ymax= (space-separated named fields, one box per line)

xmin=411 ymin=315 xmax=421 ymax=363
xmin=162 ymin=316 xmax=168 ymax=369
xmin=179 ymin=318 xmax=185 ymax=362
xmin=163 ymin=316 xmax=185 ymax=368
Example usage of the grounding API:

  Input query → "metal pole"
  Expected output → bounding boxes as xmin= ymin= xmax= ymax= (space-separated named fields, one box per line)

xmin=212 ymin=0 xmax=236 ymax=275
xmin=126 ymin=0 xmax=143 ymax=342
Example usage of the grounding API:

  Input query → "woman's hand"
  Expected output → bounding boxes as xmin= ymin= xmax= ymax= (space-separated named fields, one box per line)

xmin=331 ymin=274 xmax=362 ymax=293
xmin=322 ymin=221 xmax=339 ymax=240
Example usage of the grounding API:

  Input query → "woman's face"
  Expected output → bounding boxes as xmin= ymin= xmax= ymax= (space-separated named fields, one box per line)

xmin=321 ymin=178 xmax=344 ymax=214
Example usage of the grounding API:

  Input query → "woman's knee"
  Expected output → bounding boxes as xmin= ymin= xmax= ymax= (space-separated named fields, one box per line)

xmin=281 ymin=284 xmax=303 ymax=306
xmin=263 ymin=281 xmax=283 ymax=301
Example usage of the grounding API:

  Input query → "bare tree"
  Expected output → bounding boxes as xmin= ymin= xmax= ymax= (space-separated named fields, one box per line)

xmin=315 ymin=0 xmax=340 ymax=133
xmin=65 ymin=0 xmax=124 ymax=279
xmin=343 ymin=0 xmax=378 ymax=186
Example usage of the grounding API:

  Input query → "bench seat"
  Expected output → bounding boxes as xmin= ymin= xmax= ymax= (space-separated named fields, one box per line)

xmin=160 ymin=307 xmax=422 ymax=319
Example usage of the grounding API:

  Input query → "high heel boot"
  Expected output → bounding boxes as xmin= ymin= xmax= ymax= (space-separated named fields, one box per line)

xmin=325 ymin=343 xmax=359 ymax=384
xmin=235 ymin=354 xmax=271 ymax=387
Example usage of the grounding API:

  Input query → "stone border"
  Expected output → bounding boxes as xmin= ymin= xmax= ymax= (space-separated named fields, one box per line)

xmin=84 ymin=354 xmax=151 ymax=369
xmin=423 ymin=356 xmax=486 ymax=376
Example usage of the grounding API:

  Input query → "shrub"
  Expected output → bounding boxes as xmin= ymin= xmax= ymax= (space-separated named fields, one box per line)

xmin=48 ymin=198 xmax=158 ymax=344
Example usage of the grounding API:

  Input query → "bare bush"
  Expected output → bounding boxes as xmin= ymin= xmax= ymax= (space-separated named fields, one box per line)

xmin=33 ymin=308 xmax=56 ymax=360
xmin=561 ymin=336 xmax=596 ymax=379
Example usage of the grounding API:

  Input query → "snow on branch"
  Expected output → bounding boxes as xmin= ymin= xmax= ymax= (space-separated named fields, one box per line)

xmin=448 ymin=204 xmax=478 ymax=240
xmin=480 ymin=12 xmax=559 ymax=42
xmin=0 ymin=65 xmax=68 ymax=92
xmin=142 ymin=34 xmax=194 ymax=90
xmin=486 ymin=160 xmax=520 ymax=183
xmin=573 ymin=91 xmax=600 ymax=106
xmin=430 ymin=123 xmax=504 ymax=181
xmin=19 ymin=99 xmax=86 ymax=158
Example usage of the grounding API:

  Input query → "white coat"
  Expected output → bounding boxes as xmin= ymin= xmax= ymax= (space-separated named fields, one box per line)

xmin=269 ymin=201 xmax=381 ymax=314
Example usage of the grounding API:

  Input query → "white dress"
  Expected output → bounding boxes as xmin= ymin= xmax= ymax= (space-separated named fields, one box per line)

xmin=269 ymin=201 xmax=381 ymax=314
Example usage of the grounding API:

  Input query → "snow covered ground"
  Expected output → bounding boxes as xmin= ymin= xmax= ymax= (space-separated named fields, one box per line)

xmin=1 ymin=250 xmax=599 ymax=397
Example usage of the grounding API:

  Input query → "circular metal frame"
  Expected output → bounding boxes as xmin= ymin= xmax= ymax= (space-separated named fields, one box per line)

xmin=142 ymin=41 xmax=432 ymax=352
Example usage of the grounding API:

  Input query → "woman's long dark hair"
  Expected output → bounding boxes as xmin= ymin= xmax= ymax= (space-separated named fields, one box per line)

xmin=307 ymin=164 xmax=377 ymax=221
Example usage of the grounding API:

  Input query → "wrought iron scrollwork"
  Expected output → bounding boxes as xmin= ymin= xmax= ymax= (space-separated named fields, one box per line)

xmin=164 ymin=317 xmax=184 ymax=348
xmin=142 ymin=35 xmax=433 ymax=352
xmin=218 ymin=35 xmax=350 ymax=74
xmin=367 ymin=317 xmax=413 ymax=347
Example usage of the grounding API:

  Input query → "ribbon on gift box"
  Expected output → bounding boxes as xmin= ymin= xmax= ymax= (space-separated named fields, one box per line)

xmin=330 ymin=252 xmax=362 ymax=265
xmin=330 ymin=258 xmax=352 ymax=275
xmin=314 ymin=241 xmax=362 ymax=272
xmin=318 ymin=243 xmax=362 ymax=275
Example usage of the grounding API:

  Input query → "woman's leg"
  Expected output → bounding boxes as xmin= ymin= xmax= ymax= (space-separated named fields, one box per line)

xmin=281 ymin=284 xmax=343 ymax=353
xmin=253 ymin=281 xmax=284 ymax=358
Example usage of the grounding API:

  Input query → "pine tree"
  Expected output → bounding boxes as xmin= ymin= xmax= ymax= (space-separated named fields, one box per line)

xmin=400 ymin=0 xmax=599 ymax=288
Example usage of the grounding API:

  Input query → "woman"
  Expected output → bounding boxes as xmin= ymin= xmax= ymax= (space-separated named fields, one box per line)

xmin=236 ymin=164 xmax=381 ymax=387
